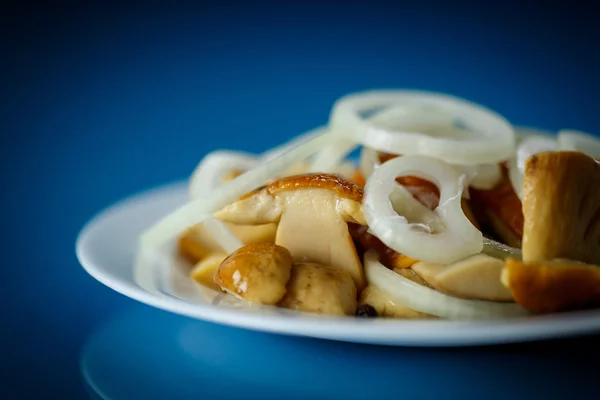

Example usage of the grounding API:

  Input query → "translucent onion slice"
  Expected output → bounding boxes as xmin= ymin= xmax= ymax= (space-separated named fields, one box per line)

xmin=360 ymin=145 xmax=499 ymax=193
xmin=328 ymin=90 xmax=515 ymax=165
xmin=363 ymin=154 xmax=483 ymax=264
xmin=364 ymin=251 xmax=529 ymax=320
xmin=359 ymin=146 xmax=381 ymax=182
xmin=468 ymin=164 xmax=502 ymax=190
xmin=201 ymin=218 xmax=244 ymax=254
xmin=140 ymin=127 xmax=335 ymax=247
xmin=482 ymin=237 xmax=522 ymax=260
xmin=558 ymin=129 xmax=600 ymax=159
xmin=311 ymin=104 xmax=456 ymax=173
xmin=508 ymin=132 xmax=557 ymax=199
xmin=189 ymin=150 xmax=259 ymax=200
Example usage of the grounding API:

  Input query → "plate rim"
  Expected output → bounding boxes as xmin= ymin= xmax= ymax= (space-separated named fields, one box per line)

xmin=75 ymin=180 xmax=600 ymax=347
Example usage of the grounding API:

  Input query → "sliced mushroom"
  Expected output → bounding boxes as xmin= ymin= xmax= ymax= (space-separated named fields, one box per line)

xmin=502 ymin=257 xmax=600 ymax=313
xmin=178 ymin=222 xmax=277 ymax=263
xmin=412 ymin=254 xmax=513 ymax=302
xmin=214 ymin=173 xmax=367 ymax=289
xmin=358 ymin=285 xmax=436 ymax=319
xmin=278 ymin=262 xmax=357 ymax=316
xmin=522 ymin=151 xmax=600 ymax=263
xmin=214 ymin=242 xmax=293 ymax=305
xmin=190 ymin=252 xmax=228 ymax=291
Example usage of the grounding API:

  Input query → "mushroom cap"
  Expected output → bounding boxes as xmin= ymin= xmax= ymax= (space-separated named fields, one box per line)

xmin=278 ymin=262 xmax=357 ymax=316
xmin=214 ymin=173 xmax=366 ymax=225
xmin=502 ymin=257 xmax=600 ymax=313
xmin=214 ymin=242 xmax=293 ymax=305
xmin=522 ymin=151 xmax=600 ymax=263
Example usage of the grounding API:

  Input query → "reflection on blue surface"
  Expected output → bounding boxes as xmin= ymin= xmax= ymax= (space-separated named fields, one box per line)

xmin=81 ymin=304 xmax=599 ymax=400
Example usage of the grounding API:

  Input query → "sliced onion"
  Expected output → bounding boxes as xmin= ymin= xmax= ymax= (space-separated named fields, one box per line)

xmin=328 ymin=90 xmax=515 ymax=165
xmin=359 ymin=146 xmax=380 ymax=179
xmin=468 ymin=163 xmax=502 ymax=190
xmin=363 ymin=154 xmax=483 ymax=264
xmin=365 ymin=251 xmax=528 ymax=320
xmin=311 ymin=104 xmax=456 ymax=173
xmin=508 ymin=132 xmax=557 ymax=199
xmin=558 ymin=129 xmax=600 ymax=159
xmin=189 ymin=150 xmax=259 ymax=200
xmin=140 ymin=127 xmax=335 ymax=247
xmin=201 ymin=218 xmax=243 ymax=253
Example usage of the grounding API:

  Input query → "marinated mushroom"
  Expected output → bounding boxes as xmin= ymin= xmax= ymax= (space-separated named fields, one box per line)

xmin=412 ymin=254 xmax=513 ymax=302
xmin=214 ymin=242 xmax=293 ymax=305
xmin=502 ymin=257 xmax=600 ymax=313
xmin=213 ymin=173 xmax=367 ymax=289
xmin=278 ymin=262 xmax=357 ymax=316
xmin=521 ymin=151 xmax=600 ymax=263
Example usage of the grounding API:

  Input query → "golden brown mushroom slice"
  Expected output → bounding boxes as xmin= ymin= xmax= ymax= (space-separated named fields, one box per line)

xmin=214 ymin=173 xmax=367 ymax=290
xmin=214 ymin=242 xmax=293 ymax=305
xmin=502 ymin=257 xmax=600 ymax=313
xmin=522 ymin=151 xmax=600 ymax=263
xmin=279 ymin=262 xmax=357 ymax=316
xmin=412 ymin=254 xmax=513 ymax=302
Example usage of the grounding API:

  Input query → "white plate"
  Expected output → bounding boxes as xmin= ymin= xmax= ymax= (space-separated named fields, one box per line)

xmin=76 ymin=180 xmax=600 ymax=347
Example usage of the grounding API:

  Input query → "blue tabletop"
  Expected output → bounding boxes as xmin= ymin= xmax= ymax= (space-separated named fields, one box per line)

xmin=4 ymin=2 xmax=600 ymax=399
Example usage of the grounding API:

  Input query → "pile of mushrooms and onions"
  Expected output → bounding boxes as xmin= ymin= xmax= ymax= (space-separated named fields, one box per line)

xmin=137 ymin=89 xmax=600 ymax=320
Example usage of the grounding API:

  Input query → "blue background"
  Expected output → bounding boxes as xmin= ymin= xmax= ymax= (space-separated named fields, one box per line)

xmin=3 ymin=1 xmax=600 ymax=398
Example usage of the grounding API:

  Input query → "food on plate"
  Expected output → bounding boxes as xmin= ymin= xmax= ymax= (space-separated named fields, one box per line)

xmin=279 ymin=262 xmax=357 ymax=316
xmin=213 ymin=173 xmax=367 ymax=289
xmin=411 ymin=254 xmax=512 ymax=302
xmin=190 ymin=252 xmax=227 ymax=291
xmin=178 ymin=223 xmax=276 ymax=263
xmin=520 ymin=151 xmax=600 ymax=264
xmin=136 ymin=89 xmax=600 ymax=321
xmin=358 ymin=285 xmax=436 ymax=319
xmin=214 ymin=242 xmax=293 ymax=305
xmin=502 ymin=258 xmax=600 ymax=313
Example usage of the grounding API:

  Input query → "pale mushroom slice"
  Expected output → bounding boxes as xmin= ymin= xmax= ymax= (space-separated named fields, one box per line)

xmin=178 ymin=222 xmax=277 ymax=263
xmin=190 ymin=252 xmax=228 ymax=291
xmin=412 ymin=254 xmax=513 ymax=302
xmin=214 ymin=173 xmax=367 ymax=289
xmin=358 ymin=285 xmax=436 ymax=319
xmin=522 ymin=151 xmax=600 ymax=263
xmin=279 ymin=262 xmax=357 ymax=316
xmin=502 ymin=257 xmax=600 ymax=313
xmin=214 ymin=242 xmax=293 ymax=305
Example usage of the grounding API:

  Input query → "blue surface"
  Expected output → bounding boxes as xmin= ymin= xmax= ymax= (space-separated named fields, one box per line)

xmin=3 ymin=2 xmax=600 ymax=399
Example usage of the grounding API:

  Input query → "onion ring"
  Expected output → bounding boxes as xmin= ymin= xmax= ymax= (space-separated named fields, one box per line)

xmin=328 ymin=89 xmax=515 ymax=165
xmin=363 ymin=154 xmax=483 ymax=264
